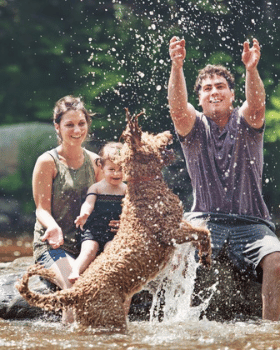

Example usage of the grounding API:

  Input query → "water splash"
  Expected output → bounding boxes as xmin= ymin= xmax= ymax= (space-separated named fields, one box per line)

xmin=147 ymin=243 xmax=216 ymax=324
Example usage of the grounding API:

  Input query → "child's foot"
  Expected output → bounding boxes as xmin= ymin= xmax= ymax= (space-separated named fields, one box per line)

xmin=68 ymin=271 xmax=80 ymax=284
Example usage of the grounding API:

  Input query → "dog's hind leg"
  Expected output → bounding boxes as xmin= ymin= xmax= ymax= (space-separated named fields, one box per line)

xmin=76 ymin=292 xmax=128 ymax=332
xmin=102 ymin=303 xmax=127 ymax=332
xmin=102 ymin=293 xmax=128 ymax=332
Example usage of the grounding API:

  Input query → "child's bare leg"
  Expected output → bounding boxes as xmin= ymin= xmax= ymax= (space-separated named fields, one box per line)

xmin=103 ymin=240 xmax=112 ymax=251
xmin=68 ymin=240 xmax=99 ymax=283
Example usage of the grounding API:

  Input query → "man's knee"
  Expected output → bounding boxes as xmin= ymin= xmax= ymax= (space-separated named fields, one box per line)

xmin=260 ymin=252 xmax=280 ymax=321
xmin=260 ymin=252 xmax=280 ymax=278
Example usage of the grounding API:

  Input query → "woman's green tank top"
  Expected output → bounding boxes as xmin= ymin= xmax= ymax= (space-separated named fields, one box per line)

xmin=33 ymin=148 xmax=96 ymax=261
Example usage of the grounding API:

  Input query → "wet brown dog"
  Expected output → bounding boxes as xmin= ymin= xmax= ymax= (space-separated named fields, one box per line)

xmin=17 ymin=110 xmax=211 ymax=332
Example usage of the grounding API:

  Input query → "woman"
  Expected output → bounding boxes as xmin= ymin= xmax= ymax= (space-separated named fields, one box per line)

xmin=32 ymin=95 xmax=103 ymax=323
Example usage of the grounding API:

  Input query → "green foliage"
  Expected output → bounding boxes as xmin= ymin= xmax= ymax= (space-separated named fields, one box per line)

xmin=265 ymin=92 xmax=280 ymax=143
xmin=1 ymin=0 xmax=280 ymax=216
xmin=265 ymin=110 xmax=280 ymax=143
xmin=0 ymin=172 xmax=23 ymax=193
xmin=0 ymin=123 xmax=57 ymax=213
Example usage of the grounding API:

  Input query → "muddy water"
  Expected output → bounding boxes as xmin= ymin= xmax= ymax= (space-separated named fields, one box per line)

xmin=0 ymin=316 xmax=280 ymax=349
xmin=0 ymin=239 xmax=280 ymax=350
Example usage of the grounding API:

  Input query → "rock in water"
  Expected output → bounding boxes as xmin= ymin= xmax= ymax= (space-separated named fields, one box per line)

xmin=0 ymin=257 xmax=59 ymax=320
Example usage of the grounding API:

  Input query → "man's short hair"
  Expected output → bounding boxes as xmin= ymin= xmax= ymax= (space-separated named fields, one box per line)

xmin=194 ymin=64 xmax=235 ymax=96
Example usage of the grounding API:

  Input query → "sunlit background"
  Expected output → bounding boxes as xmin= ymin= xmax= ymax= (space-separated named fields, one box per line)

xmin=1 ymin=0 xmax=280 ymax=238
xmin=1 ymin=2 xmax=280 ymax=348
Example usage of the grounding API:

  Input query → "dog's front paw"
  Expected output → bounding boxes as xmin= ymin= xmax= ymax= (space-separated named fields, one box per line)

xmin=199 ymin=251 xmax=211 ymax=268
xmin=198 ymin=232 xmax=212 ymax=268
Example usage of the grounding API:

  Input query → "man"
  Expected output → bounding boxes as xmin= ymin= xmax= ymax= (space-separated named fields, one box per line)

xmin=168 ymin=36 xmax=280 ymax=321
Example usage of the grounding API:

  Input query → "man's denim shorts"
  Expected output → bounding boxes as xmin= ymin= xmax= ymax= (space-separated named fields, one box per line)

xmin=185 ymin=212 xmax=280 ymax=282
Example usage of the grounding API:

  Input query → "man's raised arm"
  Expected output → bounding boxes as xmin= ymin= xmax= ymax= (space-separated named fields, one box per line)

xmin=239 ymin=38 xmax=266 ymax=129
xmin=168 ymin=37 xmax=196 ymax=137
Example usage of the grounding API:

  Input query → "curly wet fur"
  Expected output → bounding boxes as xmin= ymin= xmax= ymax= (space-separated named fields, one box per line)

xmin=17 ymin=110 xmax=211 ymax=331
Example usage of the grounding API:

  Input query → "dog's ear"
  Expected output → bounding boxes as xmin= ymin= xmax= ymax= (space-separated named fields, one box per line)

xmin=142 ymin=131 xmax=172 ymax=152
xmin=151 ymin=131 xmax=174 ymax=166
xmin=155 ymin=131 xmax=173 ymax=149
xmin=120 ymin=108 xmax=144 ymax=148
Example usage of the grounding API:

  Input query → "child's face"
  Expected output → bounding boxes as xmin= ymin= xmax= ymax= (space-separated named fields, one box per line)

xmin=102 ymin=160 xmax=123 ymax=186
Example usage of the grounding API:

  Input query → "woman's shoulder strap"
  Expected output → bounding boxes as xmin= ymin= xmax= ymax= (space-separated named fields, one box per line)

xmin=47 ymin=148 xmax=58 ymax=158
xmin=84 ymin=149 xmax=100 ymax=164
xmin=46 ymin=148 xmax=60 ymax=169
xmin=83 ymin=149 xmax=99 ymax=181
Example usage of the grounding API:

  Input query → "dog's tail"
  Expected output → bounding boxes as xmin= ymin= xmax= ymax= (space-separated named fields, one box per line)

xmin=16 ymin=264 xmax=72 ymax=312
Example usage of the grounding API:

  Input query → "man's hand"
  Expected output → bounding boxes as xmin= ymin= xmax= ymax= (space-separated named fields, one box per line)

xmin=242 ymin=38 xmax=261 ymax=72
xmin=169 ymin=36 xmax=186 ymax=68
xmin=41 ymin=225 xmax=64 ymax=249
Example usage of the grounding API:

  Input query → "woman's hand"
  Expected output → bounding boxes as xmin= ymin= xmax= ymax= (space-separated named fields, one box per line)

xmin=109 ymin=220 xmax=120 ymax=233
xmin=41 ymin=225 xmax=64 ymax=249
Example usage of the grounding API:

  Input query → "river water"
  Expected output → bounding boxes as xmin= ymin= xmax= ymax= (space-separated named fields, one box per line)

xmin=0 ymin=239 xmax=280 ymax=350
xmin=1 ymin=317 xmax=280 ymax=350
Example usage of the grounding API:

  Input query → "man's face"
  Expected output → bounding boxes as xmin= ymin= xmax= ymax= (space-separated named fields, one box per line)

xmin=198 ymin=74 xmax=235 ymax=119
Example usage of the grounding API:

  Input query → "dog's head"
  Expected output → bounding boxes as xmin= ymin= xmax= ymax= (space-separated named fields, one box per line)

xmin=117 ymin=109 xmax=174 ymax=181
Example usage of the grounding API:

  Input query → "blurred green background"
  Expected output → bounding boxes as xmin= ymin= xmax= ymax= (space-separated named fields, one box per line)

xmin=1 ymin=0 xmax=280 ymax=235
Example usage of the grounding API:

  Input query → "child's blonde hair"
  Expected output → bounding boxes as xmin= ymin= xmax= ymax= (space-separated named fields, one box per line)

xmin=99 ymin=142 xmax=123 ymax=167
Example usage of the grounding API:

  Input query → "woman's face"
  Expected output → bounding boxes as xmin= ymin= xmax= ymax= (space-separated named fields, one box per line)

xmin=55 ymin=110 xmax=88 ymax=146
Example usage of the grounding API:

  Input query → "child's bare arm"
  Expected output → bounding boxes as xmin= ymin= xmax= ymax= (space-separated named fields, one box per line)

xmin=75 ymin=189 xmax=97 ymax=230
